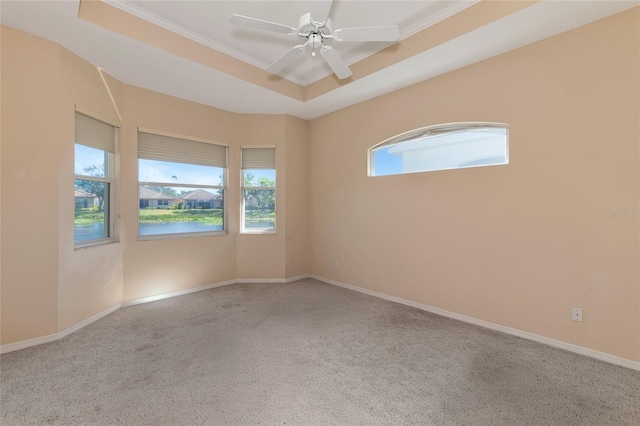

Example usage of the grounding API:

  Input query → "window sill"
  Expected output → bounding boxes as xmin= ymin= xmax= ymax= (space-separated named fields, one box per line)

xmin=74 ymin=239 xmax=118 ymax=251
xmin=240 ymin=229 xmax=277 ymax=235
xmin=138 ymin=230 xmax=228 ymax=241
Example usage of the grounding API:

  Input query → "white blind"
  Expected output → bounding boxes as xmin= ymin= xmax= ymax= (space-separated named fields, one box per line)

xmin=138 ymin=132 xmax=227 ymax=168
xmin=75 ymin=112 xmax=116 ymax=153
xmin=241 ymin=147 xmax=276 ymax=169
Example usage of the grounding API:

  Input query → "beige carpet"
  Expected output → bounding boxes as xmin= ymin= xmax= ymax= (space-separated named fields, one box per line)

xmin=2 ymin=278 xmax=639 ymax=425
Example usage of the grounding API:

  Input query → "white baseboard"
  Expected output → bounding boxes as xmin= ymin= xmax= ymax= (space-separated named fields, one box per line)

xmin=236 ymin=275 xmax=311 ymax=284
xmin=7 ymin=273 xmax=635 ymax=371
xmin=0 ymin=303 xmax=122 ymax=354
xmin=0 ymin=333 xmax=59 ymax=355
xmin=309 ymin=275 xmax=640 ymax=371
xmin=58 ymin=304 xmax=122 ymax=339
xmin=124 ymin=276 xmax=313 ymax=307
xmin=121 ymin=279 xmax=236 ymax=307
xmin=236 ymin=278 xmax=287 ymax=284
xmin=2 ymin=277 xmax=304 ymax=354
xmin=285 ymin=274 xmax=312 ymax=283
xmin=2 ymin=278 xmax=268 ymax=353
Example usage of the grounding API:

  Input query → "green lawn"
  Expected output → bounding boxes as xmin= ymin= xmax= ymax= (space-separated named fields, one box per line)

xmin=244 ymin=209 xmax=276 ymax=222
xmin=139 ymin=209 xmax=223 ymax=225
xmin=75 ymin=209 xmax=105 ymax=225
xmin=76 ymin=208 xmax=275 ymax=226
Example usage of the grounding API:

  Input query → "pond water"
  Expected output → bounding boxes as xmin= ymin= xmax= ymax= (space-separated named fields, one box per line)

xmin=139 ymin=222 xmax=223 ymax=235
xmin=75 ymin=223 xmax=106 ymax=242
xmin=75 ymin=220 xmax=275 ymax=241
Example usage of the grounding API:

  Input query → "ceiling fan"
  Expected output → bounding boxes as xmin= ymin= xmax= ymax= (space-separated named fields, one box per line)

xmin=229 ymin=2 xmax=400 ymax=80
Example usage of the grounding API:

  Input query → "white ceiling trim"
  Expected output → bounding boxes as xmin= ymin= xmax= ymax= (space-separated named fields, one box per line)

xmin=297 ymin=0 xmax=640 ymax=120
xmin=398 ymin=0 xmax=480 ymax=40
xmin=298 ymin=0 xmax=482 ymax=85
xmin=101 ymin=0 xmax=309 ymax=85
xmin=101 ymin=0 xmax=481 ymax=87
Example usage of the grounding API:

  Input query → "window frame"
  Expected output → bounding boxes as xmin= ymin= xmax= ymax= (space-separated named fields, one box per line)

xmin=137 ymin=129 xmax=228 ymax=241
xmin=74 ymin=110 xmax=118 ymax=249
xmin=240 ymin=146 xmax=277 ymax=235
xmin=368 ymin=122 xmax=509 ymax=177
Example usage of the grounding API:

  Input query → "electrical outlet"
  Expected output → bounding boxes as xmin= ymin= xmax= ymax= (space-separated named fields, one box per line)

xmin=333 ymin=260 xmax=338 ymax=269
xmin=571 ymin=308 xmax=583 ymax=322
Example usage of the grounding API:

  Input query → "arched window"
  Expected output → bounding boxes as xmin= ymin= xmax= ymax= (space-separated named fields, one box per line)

xmin=368 ymin=123 xmax=508 ymax=176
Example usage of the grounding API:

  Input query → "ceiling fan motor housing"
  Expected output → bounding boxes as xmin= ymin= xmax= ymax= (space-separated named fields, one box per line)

xmin=309 ymin=34 xmax=322 ymax=50
xmin=298 ymin=12 xmax=332 ymax=37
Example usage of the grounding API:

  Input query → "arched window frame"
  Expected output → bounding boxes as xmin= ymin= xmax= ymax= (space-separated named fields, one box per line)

xmin=368 ymin=122 xmax=509 ymax=177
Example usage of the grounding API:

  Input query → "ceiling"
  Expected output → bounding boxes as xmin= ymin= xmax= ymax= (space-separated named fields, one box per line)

xmin=1 ymin=1 xmax=638 ymax=119
xmin=115 ymin=0 xmax=476 ymax=86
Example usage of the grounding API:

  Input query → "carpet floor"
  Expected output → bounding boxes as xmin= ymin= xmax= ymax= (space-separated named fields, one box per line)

xmin=1 ymin=279 xmax=639 ymax=425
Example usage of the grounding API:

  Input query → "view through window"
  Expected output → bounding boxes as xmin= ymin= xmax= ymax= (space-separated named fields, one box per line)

xmin=138 ymin=132 xmax=227 ymax=238
xmin=74 ymin=113 xmax=116 ymax=245
xmin=241 ymin=147 xmax=276 ymax=233
xmin=370 ymin=123 xmax=509 ymax=176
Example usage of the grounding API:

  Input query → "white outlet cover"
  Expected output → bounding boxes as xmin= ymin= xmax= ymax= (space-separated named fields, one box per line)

xmin=572 ymin=308 xmax=583 ymax=322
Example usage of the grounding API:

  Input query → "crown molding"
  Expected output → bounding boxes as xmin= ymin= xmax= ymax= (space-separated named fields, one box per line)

xmin=101 ymin=0 xmax=308 ymax=86
xmin=101 ymin=0 xmax=479 ymax=88
xmin=400 ymin=0 xmax=481 ymax=40
xmin=296 ymin=0 xmax=481 ymax=86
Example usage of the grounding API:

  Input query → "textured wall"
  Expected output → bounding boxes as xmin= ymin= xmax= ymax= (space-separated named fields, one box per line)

xmin=285 ymin=116 xmax=311 ymax=279
xmin=308 ymin=9 xmax=640 ymax=361
xmin=1 ymin=27 xmax=62 ymax=343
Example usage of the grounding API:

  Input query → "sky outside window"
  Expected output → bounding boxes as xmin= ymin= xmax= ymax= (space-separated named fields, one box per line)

xmin=139 ymin=159 xmax=223 ymax=186
xmin=244 ymin=169 xmax=275 ymax=183
xmin=75 ymin=144 xmax=106 ymax=176
xmin=373 ymin=148 xmax=402 ymax=176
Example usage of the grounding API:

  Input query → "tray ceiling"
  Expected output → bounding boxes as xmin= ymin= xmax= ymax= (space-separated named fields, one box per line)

xmin=1 ymin=1 xmax=638 ymax=119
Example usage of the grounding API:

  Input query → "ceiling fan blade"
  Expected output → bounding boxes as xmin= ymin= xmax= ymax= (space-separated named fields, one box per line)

xmin=333 ymin=26 xmax=400 ymax=42
xmin=267 ymin=44 xmax=308 ymax=74
xmin=230 ymin=14 xmax=297 ymax=35
xmin=312 ymin=0 xmax=333 ymax=26
xmin=320 ymin=46 xmax=352 ymax=79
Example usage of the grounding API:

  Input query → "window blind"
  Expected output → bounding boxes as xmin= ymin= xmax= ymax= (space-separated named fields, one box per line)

xmin=138 ymin=132 xmax=227 ymax=168
xmin=75 ymin=112 xmax=116 ymax=153
xmin=241 ymin=147 xmax=276 ymax=170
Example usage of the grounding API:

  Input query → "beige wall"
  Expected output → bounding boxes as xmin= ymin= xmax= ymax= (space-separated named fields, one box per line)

xmin=235 ymin=114 xmax=287 ymax=280
xmin=1 ymin=27 xmax=127 ymax=339
xmin=0 ymin=26 xmax=299 ymax=344
xmin=308 ymin=9 xmax=639 ymax=361
xmin=285 ymin=116 xmax=311 ymax=278
xmin=120 ymin=86 xmax=239 ymax=301
xmin=57 ymin=48 xmax=124 ymax=331
xmin=1 ymin=28 xmax=62 ymax=342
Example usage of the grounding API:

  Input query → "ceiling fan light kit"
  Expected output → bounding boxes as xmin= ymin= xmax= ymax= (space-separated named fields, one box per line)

xmin=230 ymin=4 xmax=400 ymax=80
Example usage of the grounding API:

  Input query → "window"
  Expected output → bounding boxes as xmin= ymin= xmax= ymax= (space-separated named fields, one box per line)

xmin=241 ymin=147 xmax=276 ymax=233
xmin=74 ymin=112 xmax=116 ymax=246
xmin=138 ymin=131 xmax=227 ymax=239
xmin=369 ymin=123 xmax=508 ymax=176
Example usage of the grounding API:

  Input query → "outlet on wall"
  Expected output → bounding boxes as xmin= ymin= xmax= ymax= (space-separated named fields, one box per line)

xmin=571 ymin=308 xmax=583 ymax=322
xmin=333 ymin=260 xmax=338 ymax=269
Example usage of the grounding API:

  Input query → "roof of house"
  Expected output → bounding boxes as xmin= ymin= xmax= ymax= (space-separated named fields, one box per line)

xmin=75 ymin=188 xmax=96 ymax=198
xmin=139 ymin=187 xmax=175 ymax=200
xmin=177 ymin=189 xmax=221 ymax=200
